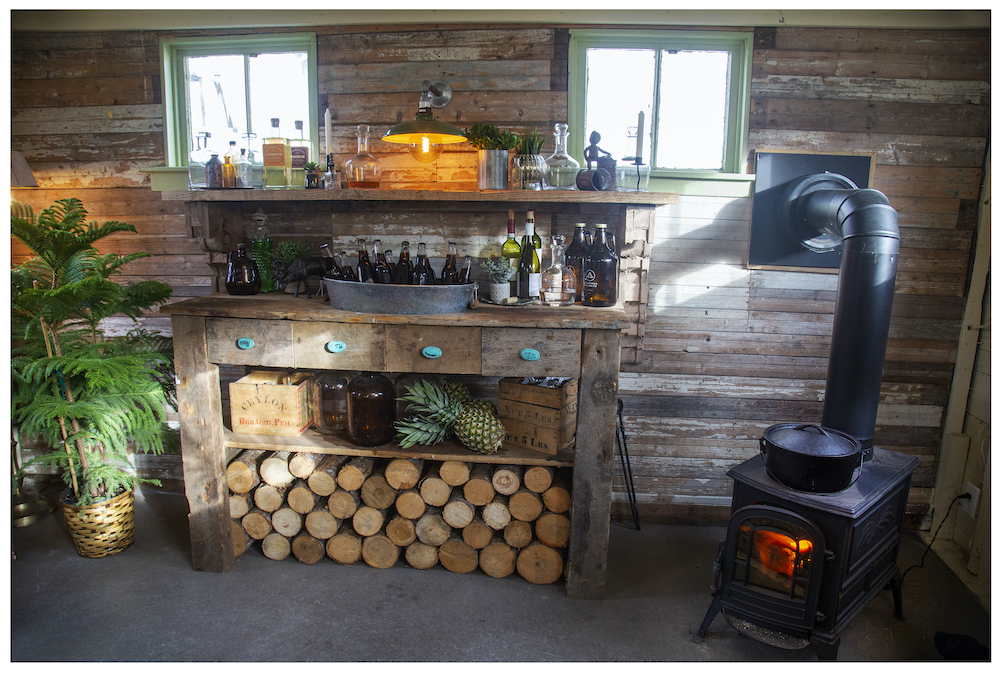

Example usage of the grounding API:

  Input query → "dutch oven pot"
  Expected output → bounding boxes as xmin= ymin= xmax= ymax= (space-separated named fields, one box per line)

xmin=760 ymin=423 xmax=862 ymax=493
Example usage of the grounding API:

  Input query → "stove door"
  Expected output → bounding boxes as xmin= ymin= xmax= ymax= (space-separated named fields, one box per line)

xmin=720 ymin=504 xmax=827 ymax=634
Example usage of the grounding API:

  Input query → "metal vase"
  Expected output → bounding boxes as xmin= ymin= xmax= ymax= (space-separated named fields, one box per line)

xmin=477 ymin=149 xmax=509 ymax=190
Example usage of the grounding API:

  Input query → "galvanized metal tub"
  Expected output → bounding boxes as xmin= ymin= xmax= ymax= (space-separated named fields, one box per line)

xmin=325 ymin=277 xmax=479 ymax=315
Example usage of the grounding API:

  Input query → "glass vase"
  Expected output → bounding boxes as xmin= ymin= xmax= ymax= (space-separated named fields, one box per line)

xmin=343 ymin=124 xmax=382 ymax=189
xmin=515 ymin=153 xmax=548 ymax=190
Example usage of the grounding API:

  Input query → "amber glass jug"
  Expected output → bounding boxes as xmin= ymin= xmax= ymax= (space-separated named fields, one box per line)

xmin=315 ymin=370 xmax=357 ymax=431
xmin=347 ymin=372 xmax=395 ymax=446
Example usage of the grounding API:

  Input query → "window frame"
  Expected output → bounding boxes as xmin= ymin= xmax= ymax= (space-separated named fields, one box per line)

xmin=160 ymin=33 xmax=318 ymax=167
xmin=568 ymin=29 xmax=753 ymax=186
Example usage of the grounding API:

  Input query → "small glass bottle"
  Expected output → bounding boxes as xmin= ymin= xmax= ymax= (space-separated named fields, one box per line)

xmin=395 ymin=242 xmax=413 ymax=285
xmin=289 ymin=120 xmax=309 ymax=189
xmin=440 ymin=241 xmax=459 ymax=284
xmin=371 ymin=239 xmax=394 ymax=283
xmin=544 ymin=123 xmax=580 ymax=190
xmin=188 ymin=131 xmax=212 ymax=189
xmin=205 ymin=153 xmax=223 ymax=189
xmin=582 ymin=223 xmax=618 ymax=307
xmin=338 ymin=251 xmax=359 ymax=282
xmin=225 ymin=243 xmax=261 ymax=295
xmin=263 ymin=118 xmax=289 ymax=189
xmin=458 ymin=255 xmax=473 ymax=284
xmin=222 ymin=141 xmax=237 ymax=188
xmin=411 ymin=242 xmax=435 ymax=285
xmin=343 ymin=124 xmax=381 ymax=189
xmin=242 ymin=132 xmax=262 ymax=188
xmin=356 ymin=238 xmax=376 ymax=283
xmin=315 ymin=370 xmax=357 ymax=431
xmin=540 ymin=234 xmax=578 ymax=307
xmin=564 ymin=222 xmax=590 ymax=302
xmin=347 ymin=372 xmax=395 ymax=447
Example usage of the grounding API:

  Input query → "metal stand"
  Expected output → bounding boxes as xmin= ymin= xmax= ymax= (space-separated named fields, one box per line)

xmin=616 ymin=399 xmax=640 ymax=529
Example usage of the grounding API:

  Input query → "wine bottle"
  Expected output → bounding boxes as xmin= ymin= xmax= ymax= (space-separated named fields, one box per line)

xmin=582 ymin=222 xmax=617 ymax=307
xmin=526 ymin=210 xmax=542 ymax=250
xmin=440 ymin=241 xmax=459 ymax=284
xmin=564 ymin=222 xmax=590 ymax=302
xmin=518 ymin=218 xmax=541 ymax=299
xmin=501 ymin=209 xmax=521 ymax=295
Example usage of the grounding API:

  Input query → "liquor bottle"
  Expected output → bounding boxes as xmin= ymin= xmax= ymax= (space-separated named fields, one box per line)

xmin=221 ymin=141 xmax=237 ymax=188
xmin=263 ymin=118 xmax=289 ymax=189
xmin=518 ymin=218 xmax=541 ymax=299
xmin=458 ymin=255 xmax=473 ymax=284
xmin=343 ymin=124 xmax=381 ymax=189
xmin=289 ymin=120 xmax=309 ymax=189
xmin=544 ymin=123 xmax=581 ymax=190
xmin=395 ymin=242 xmax=413 ymax=285
xmin=501 ymin=209 xmax=521 ymax=295
xmin=440 ymin=241 xmax=459 ymax=284
xmin=315 ymin=370 xmax=357 ymax=430
xmin=371 ymin=239 xmax=394 ymax=283
xmin=540 ymin=234 xmax=578 ymax=306
xmin=205 ymin=153 xmax=223 ymax=189
xmin=564 ymin=222 xmax=590 ymax=302
xmin=582 ymin=222 xmax=617 ymax=307
xmin=411 ymin=242 xmax=435 ymax=285
xmin=225 ymin=243 xmax=261 ymax=295
xmin=355 ymin=238 xmax=376 ymax=283
xmin=338 ymin=251 xmax=359 ymax=282
xmin=346 ymin=372 xmax=395 ymax=447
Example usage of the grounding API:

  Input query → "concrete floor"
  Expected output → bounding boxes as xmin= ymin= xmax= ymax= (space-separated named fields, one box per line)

xmin=11 ymin=484 xmax=991 ymax=662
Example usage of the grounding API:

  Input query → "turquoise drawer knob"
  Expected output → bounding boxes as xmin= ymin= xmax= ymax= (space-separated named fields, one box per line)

xmin=520 ymin=348 xmax=541 ymax=361
xmin=235 ymin=338 xmax=255 ymax=350
xmin=421 ymin=346 xmax=442 ymax=359
xmin=326 ymin=340 xmax=347 ymax=353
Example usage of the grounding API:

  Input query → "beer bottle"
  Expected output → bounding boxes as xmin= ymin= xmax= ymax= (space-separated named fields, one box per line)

xmin=396 ymin=242 xmax=413 ymax=285
xmin=356 ymin=238 xmax=376 ymax=283
xmin=371 ymin=239 xmax=394 ymax=283
xmin=440 ymin=241 xmax=459 ymax=284
xmin=582 ymin=223 xmax=617 ymax=307
xmin=411 ymin=242 xmax=435 ymax=285
xmin=338 ymin=251 xmax=359 ymax=282
xmin=564 ymin=222 xmax=590 ymax=302
xmin=458 ymin=255 xmax=473 ymax=284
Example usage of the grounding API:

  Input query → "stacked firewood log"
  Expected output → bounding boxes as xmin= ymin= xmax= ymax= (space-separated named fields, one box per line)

xmin=227 ymin=451 xmax=571 ymax=585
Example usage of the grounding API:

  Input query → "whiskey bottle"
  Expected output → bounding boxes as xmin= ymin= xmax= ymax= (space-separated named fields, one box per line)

xmin=564 ymin=222 xmax=590 ymax=302
xmin=582 ymin=222 xmax=617 ymax=307
xmin=518 ymin=218 xmax=541 ymax=299
xmin=263 ymin=118 xmax=289 ymax=189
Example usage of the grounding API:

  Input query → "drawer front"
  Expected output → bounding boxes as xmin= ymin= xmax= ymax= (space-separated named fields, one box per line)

xmin=482 ymin=327 xmax=581 ymax=377
xmin=292 ymin=322 xmax=385 ymax=371
xmin=206 ymin=318 xmax=294 ymax=367
xmin=385 ymin=326 xmax=482 ymax=374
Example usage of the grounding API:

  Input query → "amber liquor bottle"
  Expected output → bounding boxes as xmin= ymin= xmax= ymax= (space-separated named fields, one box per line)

xmin=582 ymin=222 xmax=617 ymax=307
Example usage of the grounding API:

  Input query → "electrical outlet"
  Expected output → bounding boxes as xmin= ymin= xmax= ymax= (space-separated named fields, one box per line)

xmin=961 ymin=482 xmax=980 ymax=517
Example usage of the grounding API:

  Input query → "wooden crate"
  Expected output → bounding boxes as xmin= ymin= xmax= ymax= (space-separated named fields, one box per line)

xmin=498 ymin=377 xmax=578 ymax=455
xmin=229 ymin=371 xmax=319 ymax=436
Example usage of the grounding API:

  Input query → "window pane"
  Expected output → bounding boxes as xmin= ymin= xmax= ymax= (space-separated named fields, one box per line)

xmin=584 ymin=49 xmax=655 ymax=165
xmin=186 ymin=54 xmax=248 ymax=154
xmin=657 ymin=50 xmax=730 ymax=170
xmin=248 ymin=52 xmax=310 ymax=155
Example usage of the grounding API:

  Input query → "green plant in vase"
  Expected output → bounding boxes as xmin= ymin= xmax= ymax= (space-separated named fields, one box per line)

xmin=11 ymin=199 xmax=176 ymax=556
xmin=465 ymin=123 xmax=520 ymax=190
xmin=515 ymin=127 xmax=548 ymax=190
xmin=304 ymin=161 xmax=322 ymax=188
xmin=481 ymin=255 xmax=515 ymax=303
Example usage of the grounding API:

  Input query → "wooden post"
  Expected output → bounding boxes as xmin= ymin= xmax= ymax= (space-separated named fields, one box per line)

xmin=172 ymin=314 xmax=233 ymax=572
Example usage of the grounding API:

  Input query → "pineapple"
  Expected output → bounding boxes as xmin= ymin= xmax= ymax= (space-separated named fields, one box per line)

xmin=464 ymin=398 xmax=497 ymax=416
xmin=453 ymin=405 xmax=505 ymax=454
xmin=393 ymin=381 xmax=505 ymax=454
xmin=442 ymin=379 xmax=472 ymax=405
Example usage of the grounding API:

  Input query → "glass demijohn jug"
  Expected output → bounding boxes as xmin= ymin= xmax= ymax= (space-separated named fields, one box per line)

xmin=544 ymin=123 xmax=580 ymax=190
xmin=540 ymin=234 xmax=578 ymax=306
xmin=347 ymin=372 xmax=395 ymax=446
xmin=343 ymin=124 xmax=382 ymax=189
xmin=315 ymin=370 xmax=357 ymax=431
xmin=225 ymin=243 xmax=261 ymax=295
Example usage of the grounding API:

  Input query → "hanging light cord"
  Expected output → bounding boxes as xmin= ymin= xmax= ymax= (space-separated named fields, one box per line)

xmin=900 ymin=492 xmax=972 ymax=586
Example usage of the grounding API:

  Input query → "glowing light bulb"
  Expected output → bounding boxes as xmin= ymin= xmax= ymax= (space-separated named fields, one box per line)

xmin=408 ymin=135 xmax=443 ymax=163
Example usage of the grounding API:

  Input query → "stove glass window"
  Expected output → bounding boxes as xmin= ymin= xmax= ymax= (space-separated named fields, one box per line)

xmin=733 ymin=517 xmax=813 ymax=599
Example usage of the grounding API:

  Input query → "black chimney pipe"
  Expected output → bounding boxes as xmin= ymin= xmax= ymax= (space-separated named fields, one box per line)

xmin=783 ymin=178 xmax=900 ymax=452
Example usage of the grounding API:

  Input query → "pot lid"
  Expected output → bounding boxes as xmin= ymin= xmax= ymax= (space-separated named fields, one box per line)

xmin=764 ymin=424 xmax=860 ymax=458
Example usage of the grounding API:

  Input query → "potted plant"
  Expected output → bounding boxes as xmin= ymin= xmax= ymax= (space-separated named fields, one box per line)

xmin=11 ymin=198 xmax=176 ymax=558
xmin=304 ymin=161 xmax=322 ymax=188
xmin=514 ymin=127 xmax=548 ymax=190
xmin=481 ymin=255 xmax=515 ymax=303
xmin=464 ymin=123 xmax=520 ymax=190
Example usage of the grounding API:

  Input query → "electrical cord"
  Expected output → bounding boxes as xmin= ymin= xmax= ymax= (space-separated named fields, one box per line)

xmin=899 ymin=492 xmax=972 ymax=586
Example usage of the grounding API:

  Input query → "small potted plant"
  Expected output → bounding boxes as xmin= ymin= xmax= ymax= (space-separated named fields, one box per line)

xmin=481 ymin=255 xmax=515 ymax=303
xmin=465 ymin=123 xmax=520 ymax=190
xmin=514 ymin=127 xmax=548 ymax=190
xmin=304 ymin=161 xmax=322 ymax=188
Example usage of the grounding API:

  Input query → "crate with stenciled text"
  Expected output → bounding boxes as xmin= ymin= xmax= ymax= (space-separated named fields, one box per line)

xmin=498 ymin=377 xmax=578 ymax=455
xmin=229 ymin=370 xmax=320 ymax=436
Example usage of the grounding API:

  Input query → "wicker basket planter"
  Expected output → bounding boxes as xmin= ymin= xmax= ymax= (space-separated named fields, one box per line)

xmin=60 ymin=488 xmax=135 ymax=558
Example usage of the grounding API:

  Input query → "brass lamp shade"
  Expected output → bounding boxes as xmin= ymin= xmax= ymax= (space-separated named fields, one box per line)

xmin=382 ymin=117 xmax=467 ymax=145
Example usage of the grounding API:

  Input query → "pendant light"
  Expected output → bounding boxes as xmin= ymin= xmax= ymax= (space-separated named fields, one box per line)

xmin=382 ymin=80 xmax=467 ymax=163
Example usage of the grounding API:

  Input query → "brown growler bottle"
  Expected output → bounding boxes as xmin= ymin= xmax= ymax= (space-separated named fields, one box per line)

xmin=225 ymin=243 xmax=261 ymax=295
xmin=564 ymin=222 xmax=590 ymax=302
xmin=346 ymin=372 xmax=395 ymax=446
xmin=582 ymin=222 xmax=617 ymax=307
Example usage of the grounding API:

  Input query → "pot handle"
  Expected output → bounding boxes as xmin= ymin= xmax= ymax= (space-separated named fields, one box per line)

xmin=793 ymin=423 xmax=830 ymax=438
xmin=759 ymin=438 xmax=767 ymax=457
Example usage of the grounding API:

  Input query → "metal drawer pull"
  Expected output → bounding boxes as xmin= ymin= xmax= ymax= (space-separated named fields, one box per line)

xmin=520 ymin=348 xmax=541 ymax=361
xmin=235 ymin=338 xmax=255 ymax=350
xmin=421 ymin=346 xmax=443 ymax=359
xmin=326 ymin=340 xmax=347 ymax=353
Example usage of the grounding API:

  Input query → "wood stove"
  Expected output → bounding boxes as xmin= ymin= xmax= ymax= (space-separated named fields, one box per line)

xmin=697 ymin=448 xmax=919 ymax=659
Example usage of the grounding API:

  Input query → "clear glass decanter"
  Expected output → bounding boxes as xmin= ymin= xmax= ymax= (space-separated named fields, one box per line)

xmin=540 ymin=234 xmax=578 ymax=306
xmin=544 ymin=123 xmax=580 ymax=190
xmin=343 ymin=124 xmax=382 ymax=189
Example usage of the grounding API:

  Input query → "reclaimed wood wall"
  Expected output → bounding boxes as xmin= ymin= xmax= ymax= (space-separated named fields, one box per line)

xmin=10 ymin=24 xmax=989 ymax=525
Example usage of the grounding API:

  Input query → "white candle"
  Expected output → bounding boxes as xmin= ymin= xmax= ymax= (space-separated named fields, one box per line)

xmin=325 ymin=108 xmax=332 ymax=158
xmin=635 ymin=111 xmax=644 ymax=164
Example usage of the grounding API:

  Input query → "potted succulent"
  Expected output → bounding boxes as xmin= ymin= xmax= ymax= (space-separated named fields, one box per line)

xmin=514 ymin=127 xmax=548 ymax=190
xmin=464 ymin=123 xmax=520 ymax=190
xmin=304 ymin=161 xmax=322 ymax=188
xmin=481 ymin=255 xmax=515 ymax=303
xmin=11 ymin=198 xmax=176 ymax=558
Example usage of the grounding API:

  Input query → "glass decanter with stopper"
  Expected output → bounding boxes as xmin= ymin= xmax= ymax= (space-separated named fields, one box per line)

xmin=343 ymin=124 xmax=382 ymax=189
xmin=540 ymin=234 xmax=578 ymax=306
xmin=544 ymin=123 xmax=580 ymax=190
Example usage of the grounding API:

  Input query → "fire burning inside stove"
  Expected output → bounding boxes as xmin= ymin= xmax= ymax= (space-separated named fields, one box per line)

xmin=734 ymin=519 xmax=814 ymax=599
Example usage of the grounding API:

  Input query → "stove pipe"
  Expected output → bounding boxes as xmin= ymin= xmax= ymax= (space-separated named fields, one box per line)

xmin=783 ymin=176 xmax=900 ymax=451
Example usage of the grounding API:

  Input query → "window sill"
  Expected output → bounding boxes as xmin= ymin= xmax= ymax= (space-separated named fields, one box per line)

xmin=647 ymin=173 xmax=755 ymax=198
xmin=141 ymin=166 xmax=188 ymax=192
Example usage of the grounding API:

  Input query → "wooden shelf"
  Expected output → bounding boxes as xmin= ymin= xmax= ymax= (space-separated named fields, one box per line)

xmin=225 ymin=427 xmax=574 ymax=467
xmin=160 ymin=187 xmax=678 ymax=206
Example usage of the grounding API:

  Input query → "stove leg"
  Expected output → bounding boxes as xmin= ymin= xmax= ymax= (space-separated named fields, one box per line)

xmin=888 ymin=569 xmax=904 ymax=620
xmin=696 ymin=594 xmax=723 ymax=638
xmin=810 ymin=634 xmax=841 ymax=661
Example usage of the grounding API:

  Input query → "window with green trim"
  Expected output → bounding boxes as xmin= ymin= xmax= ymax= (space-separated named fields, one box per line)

xmin=160 ymin=34 xmax=318 ymax=167
xmin=568 ymin=30 xmax=752 ymax=177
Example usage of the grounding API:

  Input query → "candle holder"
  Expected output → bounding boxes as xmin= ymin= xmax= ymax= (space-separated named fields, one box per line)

xmin=616 ymin=163 xmax=650 ymax=192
